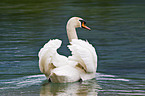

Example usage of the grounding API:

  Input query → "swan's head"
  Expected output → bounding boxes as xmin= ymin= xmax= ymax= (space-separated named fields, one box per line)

xmin=67 ymin=17 xmax=91 ymax=30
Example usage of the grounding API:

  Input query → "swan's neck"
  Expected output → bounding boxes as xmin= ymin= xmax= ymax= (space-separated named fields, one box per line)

xmin=66 ymin=23 xmax=78 ymax=42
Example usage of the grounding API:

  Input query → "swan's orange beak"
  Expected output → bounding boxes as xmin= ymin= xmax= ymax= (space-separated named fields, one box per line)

xmin=82 ymin=22 xmax=91 ymax=30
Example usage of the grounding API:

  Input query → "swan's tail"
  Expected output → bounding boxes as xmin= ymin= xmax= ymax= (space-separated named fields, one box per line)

xmin=50 ymin=65 xmax=80 ymax=83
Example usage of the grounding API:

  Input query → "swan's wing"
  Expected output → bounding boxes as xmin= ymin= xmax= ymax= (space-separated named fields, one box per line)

xmin=38 ymin=39 xmax=67 ymax=78
xmin=68 ymin=39 xmax=97 ymax=73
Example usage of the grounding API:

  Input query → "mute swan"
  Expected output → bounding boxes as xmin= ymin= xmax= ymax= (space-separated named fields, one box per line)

xmin=38 ymin=17 xmax=97 ymax=83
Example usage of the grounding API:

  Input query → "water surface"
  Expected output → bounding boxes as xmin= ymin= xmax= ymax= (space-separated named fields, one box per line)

xmin=0 ymin=0 xmax=145 ymax=95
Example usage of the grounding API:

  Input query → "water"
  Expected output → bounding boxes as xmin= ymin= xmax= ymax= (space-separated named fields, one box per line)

xmin=0 ymin=0 xmax=145 ymax=95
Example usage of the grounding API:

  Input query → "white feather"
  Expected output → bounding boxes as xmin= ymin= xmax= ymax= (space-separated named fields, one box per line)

xmin=38 ymin=39 xmax=68 ymax=78
xmin=50 ymin=65 xmax=80 ymax=83
xmin=68 ymin=39 xmax=97 ymax=73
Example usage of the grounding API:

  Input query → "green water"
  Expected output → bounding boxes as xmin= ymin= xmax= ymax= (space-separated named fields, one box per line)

xmin=0 ymin=0 xmax=145 ymax=95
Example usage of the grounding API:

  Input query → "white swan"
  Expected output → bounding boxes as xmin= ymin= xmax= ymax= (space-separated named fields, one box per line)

xmin=38 ymin=17 xmax=97 ymax=83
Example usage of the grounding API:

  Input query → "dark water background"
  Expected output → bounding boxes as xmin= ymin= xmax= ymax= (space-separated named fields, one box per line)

xmin=0 ymin=0 xmax=145 ymax=95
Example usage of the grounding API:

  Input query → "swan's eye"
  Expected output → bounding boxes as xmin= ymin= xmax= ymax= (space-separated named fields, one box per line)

xmin=79 ymin=20 xmax=86 ymax=24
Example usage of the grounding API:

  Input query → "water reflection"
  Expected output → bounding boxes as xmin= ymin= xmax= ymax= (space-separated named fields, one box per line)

xmin=40 ymin=79 xmax=101 ymax=96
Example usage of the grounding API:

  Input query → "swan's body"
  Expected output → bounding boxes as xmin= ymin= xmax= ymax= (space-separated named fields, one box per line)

xmin=38 ymin=17 xmax=97 ymax=83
